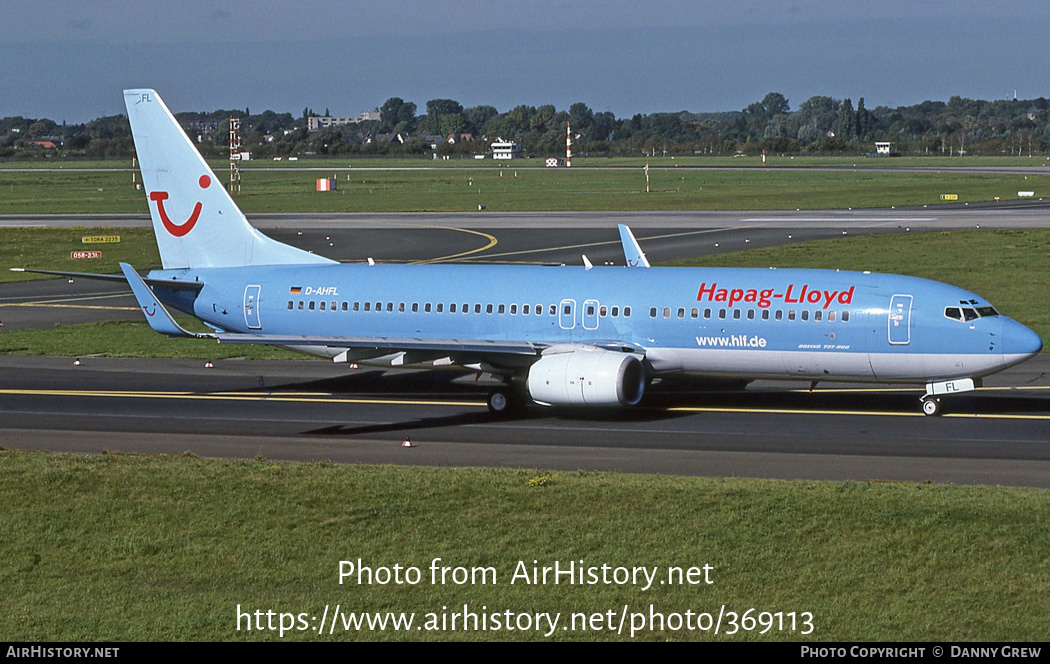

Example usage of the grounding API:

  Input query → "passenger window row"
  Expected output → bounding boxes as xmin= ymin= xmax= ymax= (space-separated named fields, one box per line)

xmin=286 ymin=300 xmax=634 ymax=318
xmin=648 ymin=306 xmax=850 ymax=322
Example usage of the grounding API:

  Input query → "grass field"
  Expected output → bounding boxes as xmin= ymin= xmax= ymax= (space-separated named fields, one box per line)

xmin=1 ymin=159 xmax=1047 ymax=213
xmin=5 ymin=154 xmax=1050 ymax=169
xmin=0 ymin=227 xmax=160 ymax=283
xmin=0 ymin=319 xmax=306 ymax=360
xmin=1 ymin=451 xmax=1047 ymax=641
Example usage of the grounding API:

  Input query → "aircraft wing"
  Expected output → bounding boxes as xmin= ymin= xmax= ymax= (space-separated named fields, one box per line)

xmin=217 ymin=334 xmax=645 ymax=355
xmin=215 ymin=333 xmax=543 ymax=356
xmin=216 ymin=334 xmax=646 ymax=374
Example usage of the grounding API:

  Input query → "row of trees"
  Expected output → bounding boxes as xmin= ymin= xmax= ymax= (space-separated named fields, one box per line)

xmin=728 ymin=92 xmax=1048 ymax=156
xmin=3 ymin=92 xmax=1050 ymax=159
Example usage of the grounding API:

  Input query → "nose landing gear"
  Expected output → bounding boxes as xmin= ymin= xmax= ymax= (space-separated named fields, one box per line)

xmin=921 ymin=396 xmax=943 ymax=417
xmin=920 ymin=377 xmax=977 ymax=416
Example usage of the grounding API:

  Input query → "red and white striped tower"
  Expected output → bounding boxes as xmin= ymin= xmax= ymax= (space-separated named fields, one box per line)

xmin=566 ymin=122 xmax=572 ymax=167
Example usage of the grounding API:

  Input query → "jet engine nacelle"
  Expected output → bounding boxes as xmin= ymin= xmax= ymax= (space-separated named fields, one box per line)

xmin=526 ymin=347 xmax=646 ymax=407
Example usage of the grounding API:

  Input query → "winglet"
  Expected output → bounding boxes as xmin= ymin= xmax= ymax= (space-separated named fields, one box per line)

xmin=119 ymin=263 xmax=212 ymax=338
xmin=618 ymin=225 xmax=650 ymax=268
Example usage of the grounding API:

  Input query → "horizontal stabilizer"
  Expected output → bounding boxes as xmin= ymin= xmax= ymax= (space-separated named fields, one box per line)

xmin=11 ymin=267 xmax=204 ymax=292
xmin=119 ymin=263 xmax=212 ymax=338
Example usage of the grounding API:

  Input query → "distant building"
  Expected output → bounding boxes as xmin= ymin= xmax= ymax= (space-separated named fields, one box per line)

xmin=308 ymin=116 xmax=354 ymax=131
xmin=420 ymin=134 xmax=444 ymax=148
xmin=308 ymin=112 xmax=381 ymax=132
xmin=875 ymin=141 xmax=896 ymax=156
xmin=372 ymin=132 xmax=407 ymax=144
xmin=492 ymin=139 xmax=521 ymax=159
xmin=370 ymin=132 xmax=445 ymax=149
xmin=182 ymin=119 xmax=220 ymax=141
xmin=24 ymin=139 xmax=57 ymax=149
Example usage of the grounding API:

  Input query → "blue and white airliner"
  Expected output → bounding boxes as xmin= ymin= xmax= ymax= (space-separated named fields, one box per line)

xmin=22 ymin=89 xmax=1044 ymax=416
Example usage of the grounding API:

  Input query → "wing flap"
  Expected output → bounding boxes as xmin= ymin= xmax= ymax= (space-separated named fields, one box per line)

xmin=215 ymin=333 xmax=542 ymax=356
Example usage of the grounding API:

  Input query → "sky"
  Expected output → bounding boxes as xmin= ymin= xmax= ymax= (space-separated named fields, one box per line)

xmin=3 ymin=0 xmax=1049 ymax=123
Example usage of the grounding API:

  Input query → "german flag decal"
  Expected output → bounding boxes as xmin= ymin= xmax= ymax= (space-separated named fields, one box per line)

xmin=289 ymin=286 xmax=302 ymax=294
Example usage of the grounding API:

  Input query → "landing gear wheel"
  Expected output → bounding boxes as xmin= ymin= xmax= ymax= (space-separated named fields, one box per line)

xmin=487 ymin=390 xmax=513 ymax=416
xmin=921 ymin=397 xmax=942 ymax=416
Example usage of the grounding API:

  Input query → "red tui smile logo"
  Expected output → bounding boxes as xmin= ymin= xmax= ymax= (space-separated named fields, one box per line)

xmin=149 ymin=175 xmax=211 ymax=237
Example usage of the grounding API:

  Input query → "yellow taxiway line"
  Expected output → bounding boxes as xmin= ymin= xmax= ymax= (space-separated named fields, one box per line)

xmin=458 ymin=227 xmax=749 ymax=263
xmin=410 ymin=227 xmax=498 ymax=264
xmin=0 ymin=388 xmax=485 ymax=408
xmin=1 ymin=388 xmax=1047 ymax=420
xmin=0 ymin=292 xmax=137 ymax=312
xmin=666 ymin=405 xmax=1050 ymax=420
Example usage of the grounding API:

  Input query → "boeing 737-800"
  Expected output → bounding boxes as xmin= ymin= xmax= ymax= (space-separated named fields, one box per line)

xmin=20 ymin=89 xmax=1044 ymax=416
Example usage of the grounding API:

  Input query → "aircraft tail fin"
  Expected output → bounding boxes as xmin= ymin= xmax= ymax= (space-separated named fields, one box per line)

xmin=123 ymin=89 xmax=333 ymax=270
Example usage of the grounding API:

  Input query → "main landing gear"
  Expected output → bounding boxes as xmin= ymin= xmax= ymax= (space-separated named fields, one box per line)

xmin=487 ymin=390 xmax=525 ymax=417
xmin=488 ymin=391 xmax=510 ymax=415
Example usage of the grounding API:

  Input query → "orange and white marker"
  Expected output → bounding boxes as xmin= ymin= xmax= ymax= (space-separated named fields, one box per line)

xmin=566 ymin=122 xmax=572 ymax=167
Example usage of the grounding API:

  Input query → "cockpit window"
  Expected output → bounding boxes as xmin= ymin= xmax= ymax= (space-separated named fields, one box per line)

xmin=946 ymin=305 xmax=999 ymax=322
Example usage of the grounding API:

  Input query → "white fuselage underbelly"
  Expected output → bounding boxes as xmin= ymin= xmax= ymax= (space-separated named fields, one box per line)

xmin=646 ymin=348 xmax=1025 ymax=383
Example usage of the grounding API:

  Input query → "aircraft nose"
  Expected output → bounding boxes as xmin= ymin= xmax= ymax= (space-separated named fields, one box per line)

xmin=1001 ymin=319 xmax=1043 ymax=360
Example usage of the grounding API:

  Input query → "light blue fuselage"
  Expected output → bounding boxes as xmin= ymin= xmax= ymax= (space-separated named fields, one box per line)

xmin=151 ymin=262 xmax=1042 ymax=384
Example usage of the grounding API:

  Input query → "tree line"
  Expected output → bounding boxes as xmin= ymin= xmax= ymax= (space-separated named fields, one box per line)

xmin=3 ymin=91 xmax=1049 ymax=159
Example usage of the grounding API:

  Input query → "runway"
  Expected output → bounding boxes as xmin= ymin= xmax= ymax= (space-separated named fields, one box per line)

xmin=1 ymin=208 xmax=1049 ymax=487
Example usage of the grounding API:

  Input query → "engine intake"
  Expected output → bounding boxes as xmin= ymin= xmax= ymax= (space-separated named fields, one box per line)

xmin=526 ymin=348 xmax=645 ymax=407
